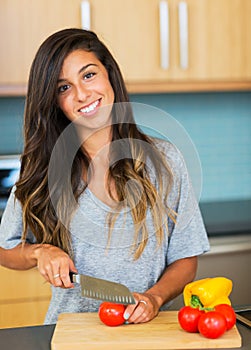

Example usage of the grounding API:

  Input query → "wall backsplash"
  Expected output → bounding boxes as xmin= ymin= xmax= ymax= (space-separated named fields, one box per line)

xmin=0 ymin=97 xmax=24 ymax=154
xmin=0 ymin=91 xmax=250 ymax=202
xmin=130 ymin=91 xmax=251 ymax=203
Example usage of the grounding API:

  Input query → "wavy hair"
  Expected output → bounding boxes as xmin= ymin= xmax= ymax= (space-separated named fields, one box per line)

xmin=15 ymin=28 xmax=176 ymax=260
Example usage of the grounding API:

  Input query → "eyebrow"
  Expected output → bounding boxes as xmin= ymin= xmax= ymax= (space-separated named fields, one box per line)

xmin=57 ymin=63 xmax=98 ymax=83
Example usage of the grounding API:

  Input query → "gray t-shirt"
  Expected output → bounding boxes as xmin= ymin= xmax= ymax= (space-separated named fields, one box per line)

xmin=0 ymin=139 xmax=210 ymax=324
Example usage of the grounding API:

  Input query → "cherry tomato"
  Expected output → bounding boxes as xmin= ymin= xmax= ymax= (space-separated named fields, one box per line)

xmin=178 ymin=306 xmax=205 ymax=333
xmin=98 ymin=302 xmax=126 ymax=327
xmin=214 ymin=304 xmax=236 ymax=330
xmin=198 ymin=311 xmax=227 ymax=339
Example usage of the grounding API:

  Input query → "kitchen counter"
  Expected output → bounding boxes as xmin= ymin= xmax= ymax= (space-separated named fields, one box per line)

xmin=0 ymin=322 xmax=250 ymax=350
xmin=199 ymin=199 xmax=251 ymax=236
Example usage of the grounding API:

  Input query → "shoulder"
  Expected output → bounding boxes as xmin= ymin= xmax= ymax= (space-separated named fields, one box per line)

xmin=148 ymin=136 xmax=185 ymax=170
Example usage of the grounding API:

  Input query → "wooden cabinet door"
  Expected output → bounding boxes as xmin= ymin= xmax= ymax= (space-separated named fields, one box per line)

xmin=0 ymin=266 xmax=51 ymax=328
xmin=174 ymin=0 xmax=251 ymax=82
xmin=90 ymin=0 xmax=251 ymax=83
xmin=0 ymin=0 xmax=250 ymax=93
xmin=89 ymin=0 xmax=164 ymax=82
xmin=0 ymin=0 xmax=83 ymax=85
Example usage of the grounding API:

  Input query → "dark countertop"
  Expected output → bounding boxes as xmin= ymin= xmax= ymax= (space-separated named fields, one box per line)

xmin=199 ymin=199 xmax=251 ymax=236
xmin=0 ymin=322 xmax=250 ymax=350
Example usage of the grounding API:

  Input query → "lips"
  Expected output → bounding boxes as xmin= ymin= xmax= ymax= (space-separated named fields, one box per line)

xmin=79 ymin=99 xmax=100 ymax=114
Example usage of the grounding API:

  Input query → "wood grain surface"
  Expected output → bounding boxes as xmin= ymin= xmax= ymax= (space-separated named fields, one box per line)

xmin=51 ymin=311 xmax=242 ymax=350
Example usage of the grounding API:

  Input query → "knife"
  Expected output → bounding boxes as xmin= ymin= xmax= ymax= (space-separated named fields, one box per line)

xmin=233 ymin=305 xmax=251 ymax=328
xmin=70 ymin=273 xmax=136 ymax=305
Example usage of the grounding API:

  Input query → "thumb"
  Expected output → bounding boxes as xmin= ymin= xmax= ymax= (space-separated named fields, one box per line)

xmin=69 ymin=259 xmax=78 ymax=274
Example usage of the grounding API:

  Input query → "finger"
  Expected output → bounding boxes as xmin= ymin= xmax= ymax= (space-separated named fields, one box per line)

xmin=123 ymin=292 xmax=143 ymax=318
xmin=128 ymin=300 xmax=149 ymax=323
xmin=45 ymin=258 xmax=62 ymax=286
xmin=39 ymin=261 xmax=62 ymax=287
xmin=59 ymin=269 xmax=74 ymax=288
xmin=37 ymin=263 xmax=50 ymax=283
xmin=52 ymin=273 xmax=63 ymax=287
xmin=131 ymin=310 xmax=151 ymax=324
xmin=57 ymin=259 xmax=77 ymax=288
xmin=123 ymin=295 xmax=141 ymax=321
xmin=124 ymin=297 xmax=147 ymax=322
xmin=69 ymin=260 xmax=78 ymax=274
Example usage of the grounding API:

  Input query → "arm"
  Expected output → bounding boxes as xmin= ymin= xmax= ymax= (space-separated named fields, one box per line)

xmin=124 ymin=256 xmax=197 ymax=323
xmin=0 ymin=243 xmax=40 ymax=270
xmin=0 ymin=243 xmax=77 ymax=288
xmin=0 ymin=189 xmax=76 ymax=288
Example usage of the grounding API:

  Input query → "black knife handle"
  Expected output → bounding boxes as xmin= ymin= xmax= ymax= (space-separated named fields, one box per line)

xmin=69 ymin=271 xmax=77 ymax=283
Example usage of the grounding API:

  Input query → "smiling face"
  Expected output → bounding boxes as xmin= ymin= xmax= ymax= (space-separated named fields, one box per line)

xmin=57 ymin=49 xmax=115 ymax=134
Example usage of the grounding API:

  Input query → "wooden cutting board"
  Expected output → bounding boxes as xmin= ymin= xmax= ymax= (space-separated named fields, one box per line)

xmin=51 ymin=311 xmax=242 ymax=350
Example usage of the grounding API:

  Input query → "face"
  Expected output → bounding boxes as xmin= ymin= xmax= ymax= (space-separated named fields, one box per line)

xmin=57 ymin=49 xmax=115 ymax=134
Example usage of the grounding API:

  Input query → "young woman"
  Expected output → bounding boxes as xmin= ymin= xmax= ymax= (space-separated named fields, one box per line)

xmin=0 ymin=28 xmax=209 ymax=325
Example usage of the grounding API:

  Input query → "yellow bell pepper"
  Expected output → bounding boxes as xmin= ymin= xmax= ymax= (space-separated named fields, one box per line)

xmin=183 ymin=277 xmax=232 ymax=309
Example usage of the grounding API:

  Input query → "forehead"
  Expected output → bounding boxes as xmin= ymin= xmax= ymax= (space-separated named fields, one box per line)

xmin=65 ymin=49 xmax=99 ymax=62
xmin=60 ymin=49 xmax=102 ymax=75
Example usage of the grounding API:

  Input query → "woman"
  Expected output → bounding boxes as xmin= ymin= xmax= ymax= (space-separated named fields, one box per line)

xmin=0 ymin=28 xmax=209 ymax=325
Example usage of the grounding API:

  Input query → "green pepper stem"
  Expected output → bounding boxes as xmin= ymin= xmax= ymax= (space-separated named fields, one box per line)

xmin=190 ymin=295 xmax=214 ymax=311
xmin=190 ymin=295 xmax=204 ymax=308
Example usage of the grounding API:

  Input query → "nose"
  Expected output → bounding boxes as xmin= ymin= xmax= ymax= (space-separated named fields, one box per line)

xmin=74 ymin=84 xmax=91 ymax=101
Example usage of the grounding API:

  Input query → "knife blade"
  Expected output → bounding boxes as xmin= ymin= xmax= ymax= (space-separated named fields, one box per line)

xmin=70 ymin=273 xmax=136 ymax=305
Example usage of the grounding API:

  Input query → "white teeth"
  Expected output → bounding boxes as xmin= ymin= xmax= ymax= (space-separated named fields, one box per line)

xmin=80 ymin=100 xmax=99 ymax=113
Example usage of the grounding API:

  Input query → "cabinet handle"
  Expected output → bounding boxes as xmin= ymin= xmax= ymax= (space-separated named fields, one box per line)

xmin=159 ymin=1 xmax=169 ymax=70
xmin=81 ymin=1 xmax=91 ymax=30
xmin=178 ymin=1 xmax=188 ymax=69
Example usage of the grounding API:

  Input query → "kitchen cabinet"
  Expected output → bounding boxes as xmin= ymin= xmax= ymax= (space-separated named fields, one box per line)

xmin=0 ymin=0 xmax=83 ymax=90
xmin=0 ymin=266 xmax=51 ymax=328
xmin=0 ymin=0 xmax=250 ymax=95
xmin=91 ymin=0 xmax=251 ymax=92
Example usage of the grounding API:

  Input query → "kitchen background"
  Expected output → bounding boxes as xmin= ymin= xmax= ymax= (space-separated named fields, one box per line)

xmin=0 ymin=0 xmax=250 ymax=329
xmin=1 ymin=91 xmax=251 ymax=202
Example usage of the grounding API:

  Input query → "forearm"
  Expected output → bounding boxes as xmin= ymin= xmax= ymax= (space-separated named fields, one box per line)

xmin=0 ymin=243 xmax=41 ymax=270
xmin=146 ymin=256 xmax=198 ymax=308
xmin=1 ymin=242 xmax=77 ymax=288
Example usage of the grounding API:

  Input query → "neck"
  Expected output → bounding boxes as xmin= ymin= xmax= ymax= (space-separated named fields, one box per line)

xmin=78 ymin=125 xmax=112 ymax=159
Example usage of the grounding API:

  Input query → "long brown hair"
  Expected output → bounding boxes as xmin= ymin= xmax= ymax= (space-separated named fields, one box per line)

xmin=15 ymin=28 xmax=175 ymax=259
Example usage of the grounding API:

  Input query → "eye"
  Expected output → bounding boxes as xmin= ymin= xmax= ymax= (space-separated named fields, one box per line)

xmin=84 ymin=71 xmax=96 ymax=80
xmin=58 ymin=84 xmax=70 ymax=93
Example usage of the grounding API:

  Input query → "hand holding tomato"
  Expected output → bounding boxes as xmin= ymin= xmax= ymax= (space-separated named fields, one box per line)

xmin=98 ymin=302 xmax=126 ymax=327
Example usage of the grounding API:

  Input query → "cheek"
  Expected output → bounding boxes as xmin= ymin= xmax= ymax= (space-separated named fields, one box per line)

xmin=98 ymin=73 xmax=114 ymax=103
xmin=106 ymin=82 xmax=115 ymax=104
xmin=58 ymin=96 xmax=72 ymax=119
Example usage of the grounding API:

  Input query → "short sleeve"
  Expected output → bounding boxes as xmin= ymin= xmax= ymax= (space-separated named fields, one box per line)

xmin=0 ymin=187 xmax=36 ymax=249
xmin=154 ymin=139 xmax=210 ymax=265
xmin=167 ymin=203 xmax=210 ymax=265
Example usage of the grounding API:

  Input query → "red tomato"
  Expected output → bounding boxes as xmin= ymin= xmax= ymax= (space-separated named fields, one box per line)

xmin=178 ymin=306 xmax=205 ymax=333
xmin=198 ymin=311 xmax=227 ymax=339
xmin=98 ymin=302 xmax=126 ymax=327
xmin=214 ymin=304 xmax=236 ymax=330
